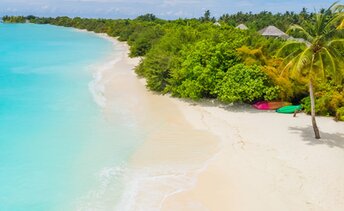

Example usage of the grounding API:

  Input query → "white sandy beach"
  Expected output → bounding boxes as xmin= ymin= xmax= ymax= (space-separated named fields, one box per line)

xmin=92 ymin=33 xmax=344 ymax=211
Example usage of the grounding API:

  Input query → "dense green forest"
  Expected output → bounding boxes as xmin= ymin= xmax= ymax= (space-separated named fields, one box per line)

xmin=2 ymin=6 xmax=344 ymax=121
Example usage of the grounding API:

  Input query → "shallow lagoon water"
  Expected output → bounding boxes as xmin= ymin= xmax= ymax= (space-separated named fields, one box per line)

xmin=0 ymin=24 xmax=140 ymax=210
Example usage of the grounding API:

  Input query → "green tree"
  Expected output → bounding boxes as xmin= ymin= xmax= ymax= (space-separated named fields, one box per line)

xmin=216 ymin=64 xmax=279 ymax=103
xmin=135 ymin=14 xmax=158 ymax=22
xmin=168 ymin=40 xmax=241 ymax=99
xmin=200 ymin=10 xmax=215 ymax=22
xmin=278 ymin=2 xmax=344 ymax=139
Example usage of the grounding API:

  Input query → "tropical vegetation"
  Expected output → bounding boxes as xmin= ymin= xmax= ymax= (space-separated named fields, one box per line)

xmin=277 ymin=2 xmax=344 ymax=138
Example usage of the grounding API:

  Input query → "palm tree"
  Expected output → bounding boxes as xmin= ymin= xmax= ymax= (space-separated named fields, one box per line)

xmin=277 ymin=2 xmax=344 ymax=139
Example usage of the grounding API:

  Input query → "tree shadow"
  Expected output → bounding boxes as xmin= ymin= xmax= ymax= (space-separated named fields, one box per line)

xmin=289 ymin=126 xmax=344 ymax=149
xmin=177 ymin=97 xmax=272 ymax=114
xmin=147 ymin=90 xmax=285 ymax=114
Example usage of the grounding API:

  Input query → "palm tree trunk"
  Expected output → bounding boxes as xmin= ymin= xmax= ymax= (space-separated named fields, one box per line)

xmin=309 ymin=80 xmax=321 ymax=139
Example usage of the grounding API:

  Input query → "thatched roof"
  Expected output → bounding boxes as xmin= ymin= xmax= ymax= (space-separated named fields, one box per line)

xmin=287 ymin=37 xmax=311 ymax=46
xmin=236 ymin=24 xmax=248 ymax=30
xmin=259 ymin=25 xmax=289 ymax=38
xmin=214 ymin=22 xmax=221 ymax=27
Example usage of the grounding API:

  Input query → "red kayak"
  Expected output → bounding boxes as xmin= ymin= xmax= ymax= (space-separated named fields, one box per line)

xmin=253 ymin=101 xmax=291 ymax=110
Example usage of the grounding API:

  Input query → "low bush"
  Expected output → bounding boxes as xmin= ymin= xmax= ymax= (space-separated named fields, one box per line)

xmin=216 ymin=64 xmax=280 ymax=103
xmin=301 ymin=82 xmax=344 ymax=119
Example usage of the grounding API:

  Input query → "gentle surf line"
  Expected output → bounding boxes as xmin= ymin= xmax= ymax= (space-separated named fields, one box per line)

xmin=77 ymin=30 xmax=223 ymax=210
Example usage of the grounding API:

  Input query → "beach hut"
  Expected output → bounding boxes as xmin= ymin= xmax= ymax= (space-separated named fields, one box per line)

xmin=259 ymin=25 xmax=289 ymax=39
xmin=214 ymin=22 xmax=221 ymax=27
xmin=236 ymin=24 xmax=248 ymax=30
xmin=288 ymin=37 xmax=311 ymax=46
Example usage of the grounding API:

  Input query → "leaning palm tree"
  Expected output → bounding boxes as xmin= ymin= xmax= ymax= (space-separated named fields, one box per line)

xmin=277 ymin=2 xmax=344 ymax=139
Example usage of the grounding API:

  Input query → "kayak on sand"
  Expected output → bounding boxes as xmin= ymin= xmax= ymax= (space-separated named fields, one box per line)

xmin=276 ymin=105 xmax=302 ymax=114
xmin=253 ymin=101 xmax=291 ymax=110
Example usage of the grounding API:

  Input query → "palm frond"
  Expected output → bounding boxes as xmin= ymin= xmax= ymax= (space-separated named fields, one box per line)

xmin=321 ymin=26 xmax=344 ymax=42
xmin=287 ymin=24 xmax=314 ymax=42
xmin=337 ymin=19 xmax=344 ymax=29
xmin=279 ymin=1 xmax=344 ymax=85
xmin=327 ymin=46 xmax=344 ymax=64
xmin=316 ymin=53 xmax=326 ymax=78
xmin=276 ymin=41 xmax=305 ymax=57
xmin=285 ymin=55 xmax=302 ymax=79
xmin=325 ymin=46 xmax=344 ymax=83
xmin=331 ymin=2 xmax=344 ymax=12
xmin=293 ymin=47 xmax=312 ymax=74
xmin=315 ymin=13 xmax=324 ymax=36
xmin=303 ymin=21 xmax=317 ymax=37
xmin=328 ymin=13 xmax=344 ymax=30
xmin=321 ymin=47 xmax=338 ymax=80
xmin=279 ymin=49 xmax=303 ymax=76
xmin=328 ymin=38 xmax=344 ymax=46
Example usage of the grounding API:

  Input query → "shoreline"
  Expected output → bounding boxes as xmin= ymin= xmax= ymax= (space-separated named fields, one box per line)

xmin=80 ymin=29 xmax=344 ymax=210
xmin=81 ymin=29 xmax=222 ymax=210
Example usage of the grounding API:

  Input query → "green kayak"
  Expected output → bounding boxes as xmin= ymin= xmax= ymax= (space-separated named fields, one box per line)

xmin=276 ymin=105 xmax=302 ymax=114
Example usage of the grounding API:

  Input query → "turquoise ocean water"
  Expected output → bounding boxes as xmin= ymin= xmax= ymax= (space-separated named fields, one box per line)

xmin=0 ymin=24 xmax=140 ymax=210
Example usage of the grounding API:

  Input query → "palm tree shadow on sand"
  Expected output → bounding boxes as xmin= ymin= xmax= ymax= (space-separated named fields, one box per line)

xmin=289 ymin=126 xmax=344 ymax=149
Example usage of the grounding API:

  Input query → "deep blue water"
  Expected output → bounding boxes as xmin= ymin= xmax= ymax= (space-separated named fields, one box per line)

xmin=0 ymin=24 xmax=139 ymax=210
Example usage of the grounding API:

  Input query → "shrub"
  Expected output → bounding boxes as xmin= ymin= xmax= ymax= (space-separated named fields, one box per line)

xmin=128 ymin=25 xmax=164 ymax=57
xmin=301 ymin=82 xmax=344 ymax=117
xmin=216 ymin=64 xmax=280 ymax=103
xmin=336 ymin=107 xmax=344 ymax=121
xmin=168 ymin=40 xmax=241 ymax=99
xmin=135 ymin=49 xmax=172 ymax=91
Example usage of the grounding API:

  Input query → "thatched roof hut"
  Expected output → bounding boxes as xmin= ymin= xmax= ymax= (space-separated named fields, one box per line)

xmin=236 ymin=24 xmax=248 ymax=30
xmin=259 ymin=25 xmax=289 ymax=39
xmin=287 ymin=37 xmax=311 ymax=46
xmin=214 ymin=22 xmax=221 ymax=27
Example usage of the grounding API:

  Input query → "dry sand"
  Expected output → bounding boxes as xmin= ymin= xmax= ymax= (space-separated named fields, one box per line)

xmin=92 ymin=32 xmax=344 ymax=211
xmin=163 ymin=101 xmax=344 ymax=211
